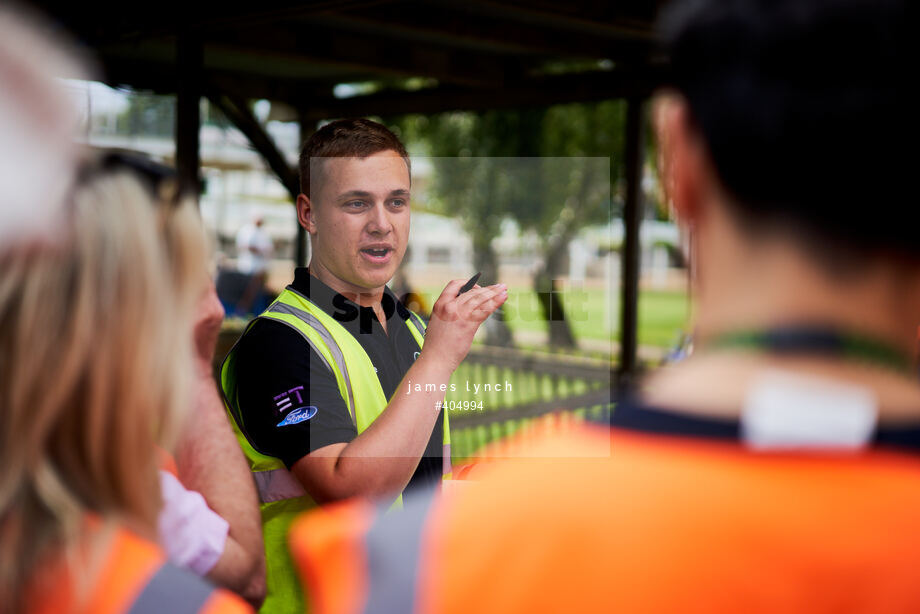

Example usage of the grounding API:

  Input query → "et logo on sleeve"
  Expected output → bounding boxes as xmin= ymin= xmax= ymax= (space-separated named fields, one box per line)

xmin=274 ymin=385 xmax=305 ymax=413
xmin=277 ymin=405 xmax=318 ymax=427
xmin=273 ymin=384 xmax=317 ymax=426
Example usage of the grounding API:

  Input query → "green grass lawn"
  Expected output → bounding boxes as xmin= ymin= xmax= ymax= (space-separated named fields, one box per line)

xmin=637 ymin=289 xmax=692 ymax=348
xmin=420 ymin=285 xmax=690 ymax=350
xmin=444 ymin=359 xmax=610 ymax=461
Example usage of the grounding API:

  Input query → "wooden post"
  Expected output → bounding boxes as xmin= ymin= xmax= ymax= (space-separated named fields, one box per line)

xmin=617 ymin=97 xmax=645 ymax=393
xmin=175 ymin=30 xmax=202 ymax=199
xmin=206 ymin=89 xmax=304 ymax=266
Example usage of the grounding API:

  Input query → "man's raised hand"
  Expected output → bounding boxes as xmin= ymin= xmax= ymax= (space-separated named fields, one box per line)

xmin=420 ymin=279 xmax=508 ymax=372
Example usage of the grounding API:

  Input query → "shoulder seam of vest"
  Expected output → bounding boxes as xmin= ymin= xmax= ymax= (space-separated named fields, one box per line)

xmin=259 ymin=310 xmax=334 ymax=374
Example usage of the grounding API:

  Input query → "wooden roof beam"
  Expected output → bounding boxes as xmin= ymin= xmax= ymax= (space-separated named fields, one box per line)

xmin=205 ymin=26 xmax=523 ymax=88
xmin=99 ymin=57 xmax=340 ymax=103
xmin=434 ymin=0 xmax=658 ymax=41
xmin=309 ymin=6 xmax=649 ymax=59
xmin=297 ymin=65 xmax=664 ymax=122
xmin=205 ymin=86 xmax=300 ymax=201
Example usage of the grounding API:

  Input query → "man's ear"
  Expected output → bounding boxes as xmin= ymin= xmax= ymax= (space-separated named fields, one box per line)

xmin=297 ymin=194 xmax=316 ymax=233
xmin=653 ymin=94 xmax=709 ymax=229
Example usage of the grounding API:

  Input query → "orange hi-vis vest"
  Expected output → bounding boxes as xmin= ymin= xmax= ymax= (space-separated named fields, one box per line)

xmin=28 ymin=526 xmax=250 ymax=614
xmin=289 ymin=418 xmax=920 ymax=614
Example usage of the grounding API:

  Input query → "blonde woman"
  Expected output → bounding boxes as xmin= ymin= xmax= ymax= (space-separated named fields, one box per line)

xmin=97 ymin=152 xmax=266 ymax=605
xmin=0 ymin=166 xmax=252 ymax=614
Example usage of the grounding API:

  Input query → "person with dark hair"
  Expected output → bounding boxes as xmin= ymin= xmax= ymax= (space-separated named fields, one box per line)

xmin=287 ymin=2 xmax=920 ymax=612
xmin=220 ymin=118 xmax=507 ymax=613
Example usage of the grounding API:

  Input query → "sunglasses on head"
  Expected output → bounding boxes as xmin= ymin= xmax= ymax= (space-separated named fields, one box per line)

xmin=75 ymin=150 xmax=184 ymax=206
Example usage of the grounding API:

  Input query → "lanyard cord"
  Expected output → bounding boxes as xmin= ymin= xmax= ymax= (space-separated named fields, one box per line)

xmin=704 ymin=325 xmax=915 ymax=376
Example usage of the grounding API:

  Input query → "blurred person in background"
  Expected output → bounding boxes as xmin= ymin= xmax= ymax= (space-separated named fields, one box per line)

xmin=0 ymin=162 xmax=251 ymax=613
xmin=0 ymin=6 xmax=84 ymax=247
xmin=236 ymin=211 xmax=274 ymax=277
xmin=288 ymin=1 xmax=920 ymax=612
xmin=389 ymin=246 xmax=430 ymax=318
xmin=234 ymin=211 xmax=274 ymax=315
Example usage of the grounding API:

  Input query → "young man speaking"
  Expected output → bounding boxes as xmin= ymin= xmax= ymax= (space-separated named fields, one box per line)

xmin=221 ymin=118 xmax=507 ymax=613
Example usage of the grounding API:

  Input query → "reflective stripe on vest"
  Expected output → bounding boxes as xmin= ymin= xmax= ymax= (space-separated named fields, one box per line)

xmin=265 ymin=299 xmax=357 ymax=425
xmin=403 ymin=309 xmax=452 ymax=477
xmin=265 ymin=304 xmax=334 ymax=372
xmin=127 ymin=562 xmax=215 ymax=614
xmin=361 ymin=491 xmax=436 ymax=614
xmin=406 ymin=310 xmax=427 ymax=339
xmin=253 ymin=467 xmax=306 ymax=504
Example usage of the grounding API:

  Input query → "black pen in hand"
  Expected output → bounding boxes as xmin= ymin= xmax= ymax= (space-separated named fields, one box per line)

xmin=456 ymin=272 xmax=482 ymax=297
xmin=456 ymin=272 xmax=506 ymax=317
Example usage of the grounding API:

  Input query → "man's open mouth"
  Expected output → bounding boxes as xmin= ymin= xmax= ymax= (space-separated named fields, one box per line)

xmin=360 ymin=246 xmax=394 ymax=263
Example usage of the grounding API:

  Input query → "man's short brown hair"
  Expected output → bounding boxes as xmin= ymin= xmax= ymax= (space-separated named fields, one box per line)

xmin=298 ymin=118 xmax=410 ymax=197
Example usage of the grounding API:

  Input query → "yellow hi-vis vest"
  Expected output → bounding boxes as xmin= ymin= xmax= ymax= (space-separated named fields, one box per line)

xmin=220 ymin=286 xmax=451 ymax=614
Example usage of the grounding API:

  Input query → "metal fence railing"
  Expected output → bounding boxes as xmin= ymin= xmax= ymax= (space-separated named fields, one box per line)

xmin=446 ymin=345 xmax=614 ymax=460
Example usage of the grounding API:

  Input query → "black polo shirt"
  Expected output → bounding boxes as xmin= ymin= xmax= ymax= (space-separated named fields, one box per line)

xmin=231 ymin=268 xmax=445 ymax=495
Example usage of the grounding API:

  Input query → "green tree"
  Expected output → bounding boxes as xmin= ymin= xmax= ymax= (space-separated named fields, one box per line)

xmin=524 ymin=101 xmax=624 ymax=347
xmin=398 ymin=111 xmax=537 ymax=345
xmin=396 ymin=101 xmax=625 ymax=349
xmin=115 ymin=93 xmax=176 ymax=137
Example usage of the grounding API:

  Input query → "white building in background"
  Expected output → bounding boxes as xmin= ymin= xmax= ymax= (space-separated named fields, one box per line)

xmin=71 ymin=81 xmax=683 ymax=289
xmin=404 ymin=211 xmax=682 ymax=290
